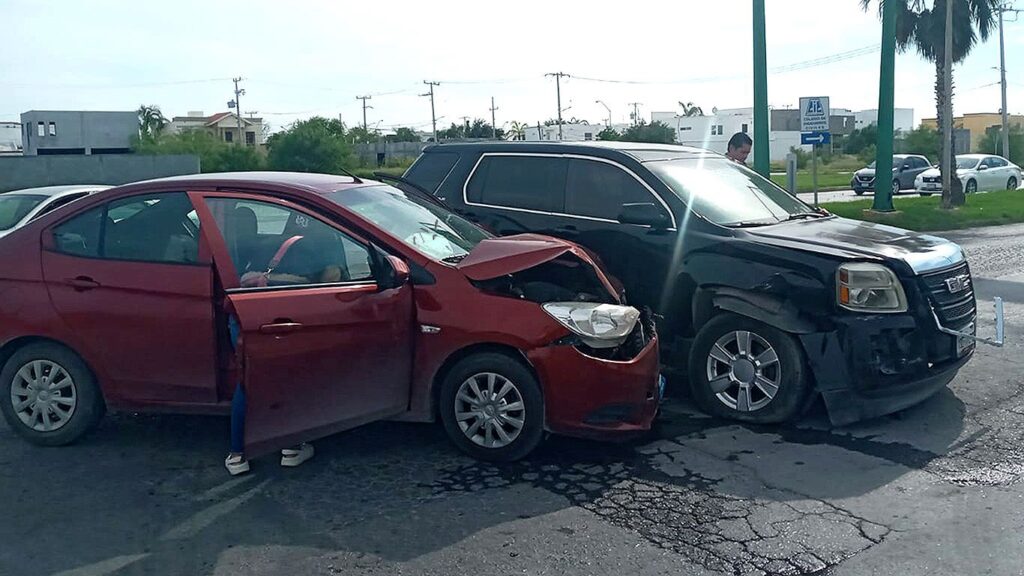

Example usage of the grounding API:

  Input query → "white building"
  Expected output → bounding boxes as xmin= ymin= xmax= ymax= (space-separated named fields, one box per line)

xmin=522 ymin=123 xmax=624 ymax=142
xmin=651 ymin=107 xmax=798 ymax=162
xmin=168 ymin=111 xmax=267 ymax=146
xmin=854 ymin=108 xmax=915 ymax=133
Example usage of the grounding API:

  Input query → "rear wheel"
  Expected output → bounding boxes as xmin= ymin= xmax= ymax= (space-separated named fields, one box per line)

xmin=892 ymin=179 xmax=901 ymax=196
xmin=1008 ymin=177 xmax=1018 ymax=190
xmin=0 ymin=343 xmax=105 ymax=446
xmin=919 ymin=192 xmax=933 ymax=197
xmin=689 ymin=314 xmax=811 ymax=424
xmin=439 ymin=352 xmax=544 ymax=462
xmin=966 ymin=179 xmax=978 ymax=194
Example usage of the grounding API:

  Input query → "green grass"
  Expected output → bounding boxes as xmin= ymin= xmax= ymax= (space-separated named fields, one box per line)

xmin=770 ymin=171 xmax=852 ymax=193
xmin=821 ymin=189 xmax=1024 ymax=231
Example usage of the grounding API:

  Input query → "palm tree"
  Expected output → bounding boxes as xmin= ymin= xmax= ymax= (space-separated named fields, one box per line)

xmin=506 ymin=121 xmax=528 ymax=141
xmin=137 ymin=105 xmax=168 ymax=140
xmin=861 ymin=0 xmax=999 ymax=207
xmin=678 ymin=101 xmax=705 ymax=117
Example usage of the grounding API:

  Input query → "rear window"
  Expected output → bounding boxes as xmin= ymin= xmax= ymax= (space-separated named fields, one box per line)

xmin=466 ymin=155 xmax=566 ymax=212
xmin=404 ymin=152 xmax=458 ymax=192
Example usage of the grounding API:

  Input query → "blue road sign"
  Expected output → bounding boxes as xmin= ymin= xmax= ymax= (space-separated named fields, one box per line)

xmin=801 ymin=131 xmax=831 ymax=145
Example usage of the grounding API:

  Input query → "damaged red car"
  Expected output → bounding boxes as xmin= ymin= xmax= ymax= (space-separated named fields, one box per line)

xmin=0 ymin=172 xmax=661 ymax=461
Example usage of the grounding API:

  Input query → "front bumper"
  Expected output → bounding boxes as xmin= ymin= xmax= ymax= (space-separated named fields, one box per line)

xmin=527 ymin=335 xmax=661 ymax=439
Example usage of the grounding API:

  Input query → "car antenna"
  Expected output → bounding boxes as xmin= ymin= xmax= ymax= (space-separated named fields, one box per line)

xmin=337 ymin=168 xmax=363 ymax=184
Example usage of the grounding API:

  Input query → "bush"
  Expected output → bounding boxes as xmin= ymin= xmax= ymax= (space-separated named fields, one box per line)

xmin=266 ymin=117 xmax=354 ymax=174
xmin=134 ymin=130 xmax=264 ymax=173
xmin=857 ymin=144 xmax=877 ymax=165
xmin=788 ymin=146 xmax=810 ymax=169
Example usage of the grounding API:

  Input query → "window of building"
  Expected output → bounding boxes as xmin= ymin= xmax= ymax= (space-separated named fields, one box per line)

xmin=741 ymin=123 xmax=749 ymax=133
xmin=584 ymin=132 xmax=593 ymax=141
xmin=37 ymin=122 xmax=45 ymax=137
xmin=680 ymin=126 xmax=692 ymax=131
xmin=565 ymin=158 xmax=657 ymax=220
xmin=466 ymin=155 xmax=567 ymax=212
xmin=246 ymin=131 xmax=256 ymax=145
xmin=48 ymin=122 xmax=56 ymax=136
xmin=224 ymin=131 xmax=234 ymax=143
xmin=711 ymin=125 xmax=724 ymax=136
xmin=205 ymin=197 xmax=373 ymax=287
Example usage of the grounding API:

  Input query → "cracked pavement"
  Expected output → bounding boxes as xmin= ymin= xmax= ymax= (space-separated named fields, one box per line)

xmin=3 ymin=224 xmax=1024 ymax=576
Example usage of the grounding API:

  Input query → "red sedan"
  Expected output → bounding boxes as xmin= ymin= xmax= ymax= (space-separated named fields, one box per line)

xmin=0 ymin=172 xmax=660 ymax=461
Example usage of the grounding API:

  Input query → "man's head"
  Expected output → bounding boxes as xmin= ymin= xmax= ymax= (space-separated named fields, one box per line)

xmin=726 ymin=132 xmax=753 ymax=165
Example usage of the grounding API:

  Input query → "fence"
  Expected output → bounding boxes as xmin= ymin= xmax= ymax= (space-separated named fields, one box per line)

xmin=0 ymin=154 xmax=200 ymax=192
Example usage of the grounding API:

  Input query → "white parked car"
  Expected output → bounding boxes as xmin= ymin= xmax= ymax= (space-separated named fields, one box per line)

xmin=0 ymin=185 xmax=110 ymax=239
xmin=915 ymin=154 xmax=1021 ymax=196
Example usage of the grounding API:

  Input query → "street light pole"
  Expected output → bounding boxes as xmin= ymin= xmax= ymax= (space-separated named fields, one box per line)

xmin=595 ymin=100 xmax=612 ymax=128
xmin=872 ymin=0 xmax=898 ymax=211
xmin=752 ymin=0 xmax=769 ymax=177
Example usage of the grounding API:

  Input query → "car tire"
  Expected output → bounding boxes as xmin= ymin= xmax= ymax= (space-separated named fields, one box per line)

xmin=688 ymin=313 xmax=811 ymax=424
xmin=0 ymin=343 xmax=105 ymax=447
xmin=854 ymin=189 xmax=865 ymax=196
xmin=1008 ymin=177 xmax=1018 ymax=190
xmin=919 ymin=192 xmax=933 ymax=197
xmin=439 ymin=352 xmax=544 ymax=462
xmin=892 ymin=180 xmax=901 ymax=196
xmin=966 ymin=179 xmax=978 ymax=194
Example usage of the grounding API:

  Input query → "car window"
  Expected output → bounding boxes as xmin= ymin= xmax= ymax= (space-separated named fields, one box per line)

xmin=52 ymin=206 xmax=104 ymax=257
xmin=647 ymin=157 xmax=813 ymax=226
xmin=206 ymin=197 xmax=373 ymax=288
xmin=912 ymin=157 xmax=929 ymax=169
xmin=990 ymin=157 xmax=1008 ymax=168
xmin=466 ymin=155 xmax=567 ymax=213
xmin=405 ymin=152 xmax=458 ymax=193
xmin=103 ymin=193 xmax=200 ymax=264
xmin=565 ymin=158 xmax=657 ymax=220
xmin=31 ymin=192 xmax=88 ymax=221
xmin=327 ymin=184 xmax=488 ymax=262
xmin=957 ymin=157 xmax=980 ymax=170
xmin=0 ymin=194 xmax=47 ymax=230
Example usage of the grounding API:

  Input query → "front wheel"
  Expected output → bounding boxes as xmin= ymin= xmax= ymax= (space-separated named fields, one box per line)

xmin=688 ymin=314 xmax=811 ymax=424
xmin=966 ymin=179 xmax=978 ymax=194
xmin=854 ymin=189 xmax=865 ymax=196
xmin=1008 ymin=177 xmax=1019 ymax=190
xmin=439 ymin=352 xmax=544 ymax=462
xmin=919 ymin=192 xmax=933 ymax=197
xmin=0 ymin=343 xmax=105 ymax=446
xmin=892 ymin=179 xmax=901 ymax=196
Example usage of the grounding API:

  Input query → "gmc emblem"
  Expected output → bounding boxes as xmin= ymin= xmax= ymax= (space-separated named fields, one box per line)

xmin=945 ymin=274 xmax=971 ymax=294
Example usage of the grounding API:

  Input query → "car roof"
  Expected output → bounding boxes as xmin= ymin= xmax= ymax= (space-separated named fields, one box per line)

xmin=3 ymin=184 xmax=110 ymax=197
xmin=421 ymin=141 xmax=718 ymax=162
xmin=119 ymin=171 xmax=371 ymax=195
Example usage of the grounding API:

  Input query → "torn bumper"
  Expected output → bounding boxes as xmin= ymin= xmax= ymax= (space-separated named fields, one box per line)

xmin=527 ymin=335 xmax=661 ymax=439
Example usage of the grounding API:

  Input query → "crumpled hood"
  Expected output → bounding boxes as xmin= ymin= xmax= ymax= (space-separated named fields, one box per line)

xmin=746 ymin=217 xmax=965 ymax=274
xmin=456 ymin=233 xmax=621 ymax=297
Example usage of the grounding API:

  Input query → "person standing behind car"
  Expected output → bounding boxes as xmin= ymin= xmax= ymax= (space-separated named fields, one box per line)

xmin=725 ymin=132 xmax=753 ymax=166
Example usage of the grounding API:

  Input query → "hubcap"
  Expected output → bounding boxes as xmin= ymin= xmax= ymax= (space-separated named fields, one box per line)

xmin=706 ymin=330 xmax=781 ymax=412
xmin=967 ymin=181 xmax=977 ymax=193
xmin=454 ymin=372 xmax=525 ymax=449
xmin=893 ymin=181 xmax=900 ymax=194
xmin=10 ymin=360 xmax=77 ymax=432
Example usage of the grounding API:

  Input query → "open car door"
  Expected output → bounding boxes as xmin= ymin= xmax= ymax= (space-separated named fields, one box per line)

xmin=192 ymin=191 xmax=415 ymax=457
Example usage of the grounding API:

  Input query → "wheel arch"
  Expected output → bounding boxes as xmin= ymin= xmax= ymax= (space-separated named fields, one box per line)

xmin=692 ymin=286 xmax=818 ymax=335
xmin=0 ymin=336 xmax=106 ymax=405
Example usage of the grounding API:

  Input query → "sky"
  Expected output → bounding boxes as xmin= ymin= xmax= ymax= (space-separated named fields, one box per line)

xmin=2 ymin=0 xmax=1021 ymax=133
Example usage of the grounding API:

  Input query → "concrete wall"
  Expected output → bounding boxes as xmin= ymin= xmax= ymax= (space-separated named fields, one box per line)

xmin=354 ymin=142 xmax=429 ymax=166
xmin=20 ymin=111 xmax=137 ymax=155
xmin=0 ymin=154 xmax=199 ymax=192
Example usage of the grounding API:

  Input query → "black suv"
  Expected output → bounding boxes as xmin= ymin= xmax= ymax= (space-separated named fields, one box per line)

xmin=399 ymin=142 xmax=987 ymax=426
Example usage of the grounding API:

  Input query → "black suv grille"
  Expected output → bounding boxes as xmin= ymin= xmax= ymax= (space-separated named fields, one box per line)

xmin=919 ymin=263 xmax=976 ymax=327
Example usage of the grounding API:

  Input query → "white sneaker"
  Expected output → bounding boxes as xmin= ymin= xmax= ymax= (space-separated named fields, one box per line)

xmin=225 ymin=453 xmax=250 ymax=476
xmin=280 ymin=443 xmax=314 ymax=467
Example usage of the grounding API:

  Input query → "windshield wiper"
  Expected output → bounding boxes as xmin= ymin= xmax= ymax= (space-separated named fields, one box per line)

xmin=725 ymin=220 xmax=776 ymax=228
xmin=441 ymin=254 xmax=468 ymax=264
xmin=783 ymin=212 xmax=828 ymax=222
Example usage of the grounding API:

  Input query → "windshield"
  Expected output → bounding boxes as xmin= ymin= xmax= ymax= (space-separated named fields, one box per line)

xmin=0 ymin=194 xmax=47 ymax=230
xmin=866 ymin=156 xmax=905 ymax=169
xmin=647 ymin=158 xmax=815 ymax=226
xmin=327 ymin=184 xmax=490 ymax=262
xmin=957 ymin=157 xmax=981 ymax=170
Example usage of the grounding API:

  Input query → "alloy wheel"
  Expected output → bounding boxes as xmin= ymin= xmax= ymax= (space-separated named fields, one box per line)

xmin=892 ymin=180 xmax=900 ymax=195
xmin=11 ymin=360 xmax=77 ymax=432
xmin=454 ymin=372 xmax=525 ymax=449
xmin=706 ymin=330 xmax=781 ymax=412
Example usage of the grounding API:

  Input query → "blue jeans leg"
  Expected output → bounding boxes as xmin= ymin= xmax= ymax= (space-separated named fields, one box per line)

xmin=230 ymin=382 xmax=246 ymax=454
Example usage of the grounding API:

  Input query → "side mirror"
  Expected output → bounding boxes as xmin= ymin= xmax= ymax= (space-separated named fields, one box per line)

xmin=901 ymin=163 xmax=912 ymax=171
xmin=617 ymin=202 xmax=670 ymax=229
xmin=978 ymin=164 xmax=989 ymax=171
xmin=370 ymin=244 xmax=410 ymax=290
xmin=383 ymin=255 xmax=410 ymax=289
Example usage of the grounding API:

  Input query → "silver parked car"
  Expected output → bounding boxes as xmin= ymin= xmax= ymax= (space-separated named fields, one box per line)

xmin=915 ymin=154 xmax=1022 ymax=196
xmin=850 ymin=154 xmax=931 ymax=196
xmin=0 ymin=185 xmax=110 ymax=239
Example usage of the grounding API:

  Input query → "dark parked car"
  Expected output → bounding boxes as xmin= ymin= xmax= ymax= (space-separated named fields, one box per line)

xmin=850 ymin=154 xmax=931 ymax=196
xmin=399 ymin=142 xmax=1001 ymax=426
xmin=0 ymin=172 xmax=661 ymax=462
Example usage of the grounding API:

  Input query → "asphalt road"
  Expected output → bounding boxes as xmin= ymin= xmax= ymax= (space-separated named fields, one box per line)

xmin=3 ymin=225 xmax=1024 ymax=576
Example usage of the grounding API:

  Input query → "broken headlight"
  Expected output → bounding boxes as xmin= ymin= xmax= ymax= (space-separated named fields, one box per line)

xmin=837 ymin=262 xmax=907 ymax=313
xmin=542 ymin=302 xmax=641 ymax=349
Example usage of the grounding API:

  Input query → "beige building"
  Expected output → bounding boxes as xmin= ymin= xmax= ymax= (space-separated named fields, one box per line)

xmin=921 ymin=112 xmax=1024 ymax=152
xmin=168 ymin=111 xmax=266 ymax=146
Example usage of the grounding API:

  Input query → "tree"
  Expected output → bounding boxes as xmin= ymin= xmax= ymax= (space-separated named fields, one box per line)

xmin=843 ymin=125 xmax=880 ymax=155
xmin=266 ymin=116 xmax=353 ymax=174
xmin=899 ymin=125 xmax=941 ymax=160
xmin=978 ymin=127 xmax=1023 ymax=165
xmin=347 ymin=126 xmax=379 ymax=144
xmin=137 ymin=105 xmax=168 ymax=141
xmin=862 ymin=0 xmax=999 ymax=207
xmin=385 ymin=127 xmax=422 ymax=143
xmin=438 ymin=119 xmax=502 ymax=140
xmin=678 ymin=101 xmax=705 ymax=117
xmin=619 ymin=121 xmax=676 ymax=144
xmin=134 ymin=130 xmax=263 ymax=173
xmin=597 ymin=127 xmax=621 ymax=141
xmin=506 ymin=121 xmax=528 ymax=141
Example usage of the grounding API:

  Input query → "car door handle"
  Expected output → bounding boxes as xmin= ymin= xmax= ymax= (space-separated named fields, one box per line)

xmin=259 ymin=322 xmax=303 ymax=335
xmin=66 ymin=276 xmax=100 ymax=291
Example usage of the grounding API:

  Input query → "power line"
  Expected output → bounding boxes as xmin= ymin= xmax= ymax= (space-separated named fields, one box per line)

xmin=0 ymin=77 xmax=232 ymax=89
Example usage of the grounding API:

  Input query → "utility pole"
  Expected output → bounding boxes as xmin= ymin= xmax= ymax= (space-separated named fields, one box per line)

xmin=356 ymin=95 xmax=373 ymax=131
xmin=546 ymin=72 xmax=569 ymax=140
xmin=872 ymin=0 xmax=898 ymax=211
xmin=997 ymin=3 xmax=1018 ymax=159
xmin=421 ymin=81 xmax=440 ymax=142
xmin=460 ymin=116 xmax=471 ymax=138
xmin=628 ymin=102 xmax=643 ymax=126
xmin=752 ymin=0 xmax=769 ymax=177
xmin=231 ymin=77 xmax=245 ymax=145
xmin=490 ymin=97 xmax=499 ymax=139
